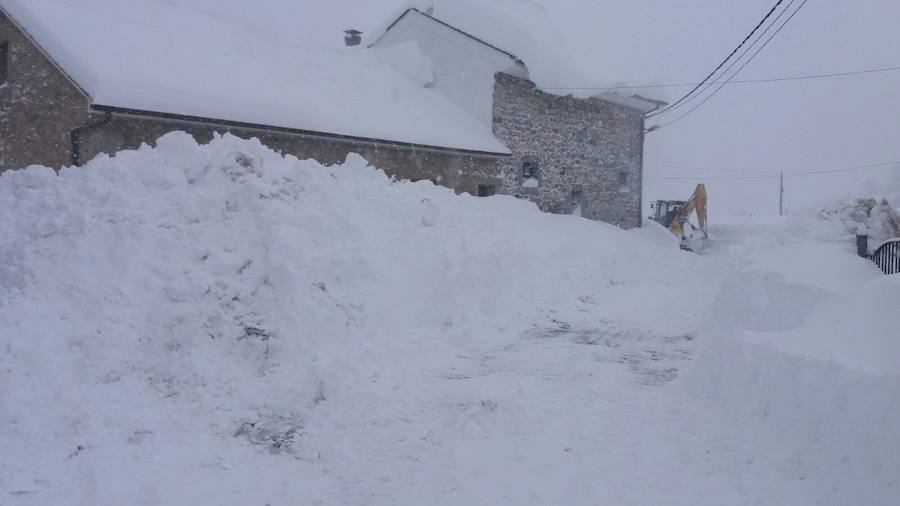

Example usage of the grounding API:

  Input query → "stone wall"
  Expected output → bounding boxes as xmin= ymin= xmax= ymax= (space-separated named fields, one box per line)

xmin=0 ymin=12 xmax=88 ymax=171
xmin=492 ymin=72 xmax=644 ymax=228
xmin=79 ymin=113 xmax=504 ymax=196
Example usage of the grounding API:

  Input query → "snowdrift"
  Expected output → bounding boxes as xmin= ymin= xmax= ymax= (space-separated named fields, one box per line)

xmin=685 ymin=332 xmax=900 ymax=506
xmin=689 ymin=220 xmax=899 ymax=505
xmin=1 ymin=133 xmax=896 ymax=505
xmin=0 ymin=133 xmax=703 ymax=504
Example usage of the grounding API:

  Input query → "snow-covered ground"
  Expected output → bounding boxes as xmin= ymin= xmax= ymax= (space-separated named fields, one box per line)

xmin=1 ymin=134 xmax=897 ymax=505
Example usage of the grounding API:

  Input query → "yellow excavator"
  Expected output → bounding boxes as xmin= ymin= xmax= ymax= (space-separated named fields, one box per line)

xmin=648 ymin=184 xmax=708 ymax=251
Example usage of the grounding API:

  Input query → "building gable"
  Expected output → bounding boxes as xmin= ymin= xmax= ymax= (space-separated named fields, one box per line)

xmin=0 ymin=10 xmax=89 ymax=170
xmin=370 ymin=8 xmax=528 ymax=128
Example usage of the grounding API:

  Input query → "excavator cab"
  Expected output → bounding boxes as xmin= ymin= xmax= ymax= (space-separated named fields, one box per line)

xmin=649 ymin=200 xmax=686 ymax=228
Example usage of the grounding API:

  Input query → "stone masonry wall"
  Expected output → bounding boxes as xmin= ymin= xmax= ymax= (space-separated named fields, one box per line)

xmin=0 ymin=12 xmax=88 ymax=172
xmin=79 ymin=114 xmax=503 ymax=195
xmin=492 ymin=72 xmax=644 ymax=228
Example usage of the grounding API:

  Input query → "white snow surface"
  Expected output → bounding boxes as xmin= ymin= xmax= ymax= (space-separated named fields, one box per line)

xmin=1 ymin=134 xmax=898 ymax=505
xmin=0 ymin=0 xmax=507 ymax=154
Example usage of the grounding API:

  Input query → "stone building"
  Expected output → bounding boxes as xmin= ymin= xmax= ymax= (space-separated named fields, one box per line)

xmin=0 ymin=3 xmax=662 ymax=228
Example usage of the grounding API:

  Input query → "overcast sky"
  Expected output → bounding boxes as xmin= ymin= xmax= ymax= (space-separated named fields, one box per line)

xmin=280 ymin=0 xmax=900 ymax=216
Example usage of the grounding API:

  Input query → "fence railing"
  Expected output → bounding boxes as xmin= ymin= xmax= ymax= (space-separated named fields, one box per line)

xmin=872 ymin=238 xmax=900 ymax=275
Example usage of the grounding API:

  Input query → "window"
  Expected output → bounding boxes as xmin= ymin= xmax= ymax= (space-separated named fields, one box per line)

xmin=522 ymin=161 xmax=540 ymax=188
xmin=0 ymin=41 xmax=8 ymax=86
xmin=618 ymin=171 xmax=630 ymax=192
xmin=477 ymin=184 xmax=496 ymax=197
xmin=569 ymin=190 xmax=584 ymax=216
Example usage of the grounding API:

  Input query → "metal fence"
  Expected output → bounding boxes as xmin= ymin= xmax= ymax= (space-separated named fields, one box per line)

xmin=872 ymin=239 xmax=900 ymax=275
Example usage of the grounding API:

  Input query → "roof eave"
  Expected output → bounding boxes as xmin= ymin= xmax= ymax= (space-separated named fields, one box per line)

xmin=91 ymin=104 xmax=512 ymax=158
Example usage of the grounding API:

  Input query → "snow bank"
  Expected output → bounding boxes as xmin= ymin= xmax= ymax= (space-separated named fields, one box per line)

xmin=746 ymin=275 xmax=900 ymax=376
xmin=2 ymin=133 xmax=896 ymax=504
xmin=686 ymin=216 xmax=900 ymax=505
xmin=685 ymin=333 xmax=900 ymax=506
xmin=795 ymin=197 xmax=900 ymax=248
xmin=0 ymin=132 xmax=701 ymax=505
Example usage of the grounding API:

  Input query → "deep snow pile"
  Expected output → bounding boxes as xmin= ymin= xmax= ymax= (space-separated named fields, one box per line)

xmin=800 ymin=197 xmax=900 ymax=249
xmin=687 ymin=215 xmax=900 ymax=505
xmin=0 ymin=133 xmax=706 ymax=505
xmin=1 ymin=134 xmax=897 ymax=505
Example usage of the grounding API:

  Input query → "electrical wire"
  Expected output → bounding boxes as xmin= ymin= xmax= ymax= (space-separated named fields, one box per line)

xmin=650 ymin=0 xmax=788 ymax=117
xmin=651 ymin=0 xmax=812 ymax=131
xmin=650 ymin=0 xmax=800 ymax=119
xmin=643 ymin=160 xmax=900 ymax=180
xmin=646 ymin=162 xmax=782 ymax=174
xmin=541 ymin=64 xmax=900 ymax=92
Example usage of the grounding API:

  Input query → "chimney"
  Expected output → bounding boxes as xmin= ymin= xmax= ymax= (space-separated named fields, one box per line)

xmin=344 ymin=29 xmax=362 ymax=47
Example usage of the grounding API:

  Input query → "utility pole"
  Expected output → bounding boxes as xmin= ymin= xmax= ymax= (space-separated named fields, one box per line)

xmin=779 ymin=171 xmax=784 ymax=216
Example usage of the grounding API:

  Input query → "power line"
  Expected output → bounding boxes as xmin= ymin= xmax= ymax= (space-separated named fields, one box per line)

xmin=645 ymin=174 xmax=781 ymax=181
xmin=541 ymin=64 xmax=900 ymax=92
xmin=650 ymin=0 xmax=789 ymax=117
xmin=649 ymin=0 xmax=799 ymax=118
xmin=644 ymin=159 xmax=900 ymax=180
xmin=646 ymin=162 xmax=781 ymax=174
xmin=651 ymin=0 xmax=812 ymax=131
xmin=788 ymin=160 xmax=900 ymax=175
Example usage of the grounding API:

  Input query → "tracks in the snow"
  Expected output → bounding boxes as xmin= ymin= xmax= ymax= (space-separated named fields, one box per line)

xmin=523 ymin=319 xmax=696 ymax=386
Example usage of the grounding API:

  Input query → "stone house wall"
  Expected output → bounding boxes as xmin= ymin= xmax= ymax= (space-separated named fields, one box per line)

xmin=77 ymin=112 xmax=504 ymax=196
xmin=0 ymin=12 xmax=89 ymax=171
xmin=492 ymin=73 xmax=644 ymax=228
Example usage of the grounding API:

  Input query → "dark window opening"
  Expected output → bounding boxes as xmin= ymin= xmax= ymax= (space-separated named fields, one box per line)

xmin=477 ymin=184 xmax=496 ymax=197
xmin=569 ymin=190 xmax=584 ymax=216
xmin=618 ymin=171 xmax=629 ymax=187
xmin=522 ymin=161 xmax=540 ymax=188
xmin=0 ymin=41 xmax=9 ymax=86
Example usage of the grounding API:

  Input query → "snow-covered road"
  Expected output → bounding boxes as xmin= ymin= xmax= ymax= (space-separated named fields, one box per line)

xmin=1 ymin=135 xmax=897 ymax=505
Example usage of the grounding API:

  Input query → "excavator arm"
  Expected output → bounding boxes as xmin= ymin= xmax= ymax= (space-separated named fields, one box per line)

xmin=669 ymin=184 xmax=708 ymax=241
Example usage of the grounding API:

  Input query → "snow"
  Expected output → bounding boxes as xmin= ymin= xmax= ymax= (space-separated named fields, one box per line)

xmin=373 ymin=41 xmax=436 ymax=88
xmin=521 ymin=176 xmax=539 ymax=188
xmin=746 ymin=275 xmax=900 ymax=375
xmin=429 ymin=0 xmax=590 ymax=94
xmin=1 ymin=134 xmax=898 ymax=504
xmin=369 ymin=7 xmax=528 ymax=128
xmin=0 ymin=0 xmax=508 ymax=154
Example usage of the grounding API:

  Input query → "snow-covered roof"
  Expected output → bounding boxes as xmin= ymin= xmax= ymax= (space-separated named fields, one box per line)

xmin=370 ymin=3 xmax=665 ymax=113
xmin=367 ymin=7 xmax=523 ymax=67
xmin=0 ymin=0 xmax=510 ymax=154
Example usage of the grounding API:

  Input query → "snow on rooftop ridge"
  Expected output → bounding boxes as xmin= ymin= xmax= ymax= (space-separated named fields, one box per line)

xmin=0 ymin=0 xmax=509 ymax=154
xmin=429 ymin=0 xmax=592 ymax=96
xmin=368 ymin=1 xmax=664 ymax=110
